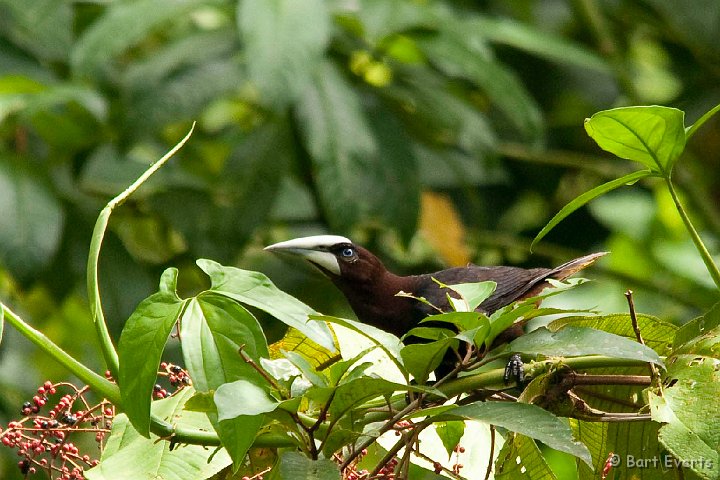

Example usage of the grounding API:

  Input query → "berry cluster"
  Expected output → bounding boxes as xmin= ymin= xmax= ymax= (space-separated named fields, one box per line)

xmin=0 ymin=382 xmax=113 ymax=479
xmin=153 ymin=362 xmax=192 ymax=399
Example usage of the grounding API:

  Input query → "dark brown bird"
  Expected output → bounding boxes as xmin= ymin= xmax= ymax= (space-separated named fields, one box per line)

xmin=265 ymin=235 xmax=606 ymax=339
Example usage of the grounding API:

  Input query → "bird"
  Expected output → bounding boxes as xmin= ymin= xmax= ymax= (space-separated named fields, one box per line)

xmin=265 ymin=235 xmax=606 ymax=341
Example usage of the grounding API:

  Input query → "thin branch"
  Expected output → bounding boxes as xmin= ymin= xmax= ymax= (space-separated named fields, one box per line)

xmin=484 ymin=425 xmax=495 ymax=480
xmin=625 ymin=290 xmax=661 ymax=383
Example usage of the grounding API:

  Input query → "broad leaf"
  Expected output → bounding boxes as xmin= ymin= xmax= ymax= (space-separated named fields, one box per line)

xmin=180 ymin=292 xmax=269 ymax=464
xmin=443 ymin=281 xmax=496 ymax=312
xmin=215 ymin=380 xmax=280 ymax=420
xmin=584 ymin=106 xmax=686 ymax=173
xmin=673 ymin=301 xmax=720 ymax=350
xmin=276 ymin=451 xmax=340 ymax=480
xmin=268 ymin=327 xmax=340 ymax=370
xmin=118 ymin=269 xmax=186 ymax=436
xmin=238 ymin=0 xmax=330 ymax=109
xmin=437 ymin=401 xmax=592 ymax=466
xmin=494 ymin=433 xmax=557 ymax=480
xmin=508 ymin=326 xmax=663 ymax=366
xmin=650 ymin=353 xmax=720 ymax=480
xmin=197 ymin=259 xmax=336 ymax=351
xmin=86 ymin=388 xmax=231 ymax=480
xmin=436 ymin=421 xmax=465 ymax=459
xmin=532 ymin=169 xmax=653 ymax=249
xmin=400 ymin=338 xmax=457 ymax=383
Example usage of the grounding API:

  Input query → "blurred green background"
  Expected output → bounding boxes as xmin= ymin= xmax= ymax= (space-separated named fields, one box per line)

xmin=1 ymin=0 xmax=719 ymax=477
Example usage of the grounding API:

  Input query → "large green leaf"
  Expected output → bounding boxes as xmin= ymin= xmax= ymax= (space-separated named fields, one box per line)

xmin=180 ymin=293 xmax=269 ymax=464
xmin=71 ymin=0 xmax=202 ymax=77
xmin=215 ymin=379 xmax=279 ymax=420
xmin=673 ymin=301 xmax=720 ymax=350
xmin=532 ymin=169 xmax=654 ymax=249
xmin=508 ymin=326 xmax=663 ymax=366
xmin=86 ymin=388 xmax=232 ymax=480
xmin=275 ymin=451 xmax=340 ymax=480
xmin=197 ymin=259 xmax=336 ymax=351
xmin=118 ymin=269 xmax=187 ymax=437
xmin=495 ymin=433 xmax=557 ymax=480
xmin=650 ymin=353 xmax=720 ymax=480
xmin=584 ymin=106 xmax=686 ymax=174
xmin=437 ymin=401 xmax=592 ymax=466
xmin=0 ymin=0 xmax=72 ymax=61
xmin=400 ymin=337 xmax=457 ymax=383
xmin=0 ymin=159 xmax=64 ymax=280
xmin=238 ymin=0 xmax=330 ymax=109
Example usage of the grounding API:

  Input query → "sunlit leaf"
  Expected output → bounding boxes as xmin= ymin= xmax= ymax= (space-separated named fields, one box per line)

xmin=215 ymin=380 xmax=279 ymax=420
xmin=584 ymin=106 xmax=686 ymax=173
xmin=494 ymin=433 xmax=556 ymax=480
xmin=118 ymin=269 xmax=186 ymax=437
xmin=197 ymin=259 xmax=336 ymax=351
xmin=86 ymin=389 xmax=231 ymax=480
xmin=436 ymin=421 xmax=465 ymax=459
xmin=400 ymin=338 xmax=457 ymax=383
xmin=276 ymin=451 xmax=340 ymax=480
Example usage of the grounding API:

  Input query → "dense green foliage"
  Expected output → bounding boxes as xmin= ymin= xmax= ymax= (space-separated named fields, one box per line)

xmin=1 ymin=0 xmax=720 ymax=479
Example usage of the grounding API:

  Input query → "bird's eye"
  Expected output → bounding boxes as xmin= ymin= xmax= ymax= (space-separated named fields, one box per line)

xmin=341 ymin=247 xmax=355 ymax=258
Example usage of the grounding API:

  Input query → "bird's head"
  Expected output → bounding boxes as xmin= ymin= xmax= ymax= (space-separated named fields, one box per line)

xmin=264 ymin=235 xmax=388 ymax=286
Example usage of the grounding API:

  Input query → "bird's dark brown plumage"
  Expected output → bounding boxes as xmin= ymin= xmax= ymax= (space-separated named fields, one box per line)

xmin=265 ymin=236 xmax=606 ymax=339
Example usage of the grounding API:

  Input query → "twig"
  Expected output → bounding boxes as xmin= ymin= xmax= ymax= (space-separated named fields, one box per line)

xmin=484 ymin=425 xmax=495 ymax=480
xmin=625 ymin=290 xmax=661 ymax=383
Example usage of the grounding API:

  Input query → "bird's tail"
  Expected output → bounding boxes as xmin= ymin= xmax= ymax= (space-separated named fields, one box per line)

xmin=549 ymin=251 xmax=608 ymax=280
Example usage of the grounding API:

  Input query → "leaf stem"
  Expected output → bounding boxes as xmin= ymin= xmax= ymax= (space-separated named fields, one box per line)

xmin=1 ymin=303 xmax=120 ymax=405
xmin=664 ymin=177 xmax=720 ymax=290
xmin=87 ymin=123 xmax=195 ymax=378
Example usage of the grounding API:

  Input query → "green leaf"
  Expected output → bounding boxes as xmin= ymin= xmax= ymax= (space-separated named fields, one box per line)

xmin=295 ymin=61 xmax=378 ymax=232
xmin=437 ymin=401 xmax=592 ymax=466
xmin=118 ymin=269 xmax=186 ymax=437
xmin=180 ymin=293 xmax=268 ymax=392
xmin=549 ymin=313 xmax=678 ymax=356
xmin=531 ymin=169 xmax=654 ymax=249
xmin=472 ymin=17 xmax=609 ymax=73
xmin=0 ymin=0 xmax=72 ymax=62
xmin=197 ymin=259 xmax=336 ymax=351
xmin=673 ymin=301 xmax=720 ymax=350
xmin=86 ymin=389 xmax=231 ymax=480
xmin=584 ymin=106 xmax=686 ymax=173
xmin=238 ymin=0 xmax=330 ymax=110
xmin=275 ymin=451 xmax=340 ymax=480
xmin=71 ymin=0 xmax=201 ymax=77
xmin=436 ymin=421 xmax=465 ymax=459
xmin=0 ymin=159 xmax=64 ymax=280
xmin=400 ymin=338 xmax=457 ymax=383
xmin=649 ymin=354 xmax=720 ymax=480
xmin=443 ymin=281 xmax=496 ymax=311
xmin=508 ymin=326 xmax=663 ymax=365
xmin=494 ymin=433 xmax=556 ymax=480
xmin=179 ymin=293 xmax=269 ymax=465
xmin=215 ymin=380 xmax=279 ymax=420
xmin=282 ymin=350 xmax=328 ymax=387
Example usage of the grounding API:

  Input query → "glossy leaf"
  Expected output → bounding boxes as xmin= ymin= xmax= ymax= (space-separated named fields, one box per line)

xmin=400 ymin=338 xmax=457 ymax=383
xmin=0 ymin=160 xmax=64 ymax=280
xmin=180 ymin=293 xmax=269 ymax=464
xmin=238 ymin=0 xmax=330 ymax=109
xmin=584 ymin=106 xmax=686 ymax=173
xmin=86 ymin=389 xmax=231 ymax=480
xmin=437 ymin=401 xmax=592 ymax=466
xmin=197 ymin=259 xmax=336 ymax=351
xmin=532 ymin=169 xmax=654 ymax=249
xmin=508 ymin=326 xmax=663 ymax=365
xmin=118 ymin=269 xmax=186 ymax=436
xmin=215 ymin=380 xmax=280 ymax=420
